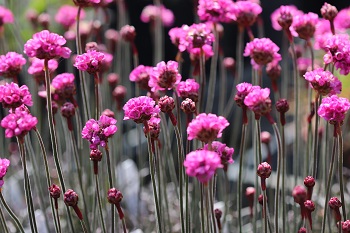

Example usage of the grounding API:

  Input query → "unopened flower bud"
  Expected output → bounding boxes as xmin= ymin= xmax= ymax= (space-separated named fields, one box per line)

xmin=38 ymin=13 xmax=50 ymax=30
xmin=64 ymin=189 xmax=78 ymax=207
xmin=257 ymin=162 xmax=271 ymax=191
xmin=85 ymin=42 xmax=99 ymax=52
xmin=298 ymin=227 xmax=307 ymax=233
xmin=181 ymin=98 xmax=196 ymax=114
xmin=223 ymin=57 xmax=235 ymax=73
xmin=113 ymin=85 xmax=127 ymax=111
xmin=120 ymin=25 xmax=136 ymax=43
xmin=49 ymin=184 xmax=61 ymax=199
xmin=261 ymin=131 xmax=271 ymax=144
xmin=258 ymin=194 xmax=264 ymax=205
xmin=321 ymin=3 xmax=338 ymax=21
xmin=102 ymin=109 xmax=115 ymax=118
xmin=107 ymin=73 xmax=119 ymax=87
xmin=292 ymin=185 xmax=307 ymax=204
xmin=158 ymin=96 xmax=175 ymax=113
xmin=107 ymin=188 xmax=125 ymax=219
xmin=61 ymin=102 xmax=76 ymax=118
xmin=342 ymin=220 xmax=350 ymax=233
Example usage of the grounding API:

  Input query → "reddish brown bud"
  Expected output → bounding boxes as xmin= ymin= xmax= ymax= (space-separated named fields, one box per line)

xmin=181 ymin=98 xmax=196 ymax=114
xmin=343 ymin=220 xmax=350 ymax=232
xmin=158 ymin=95 xmax=175 ymax=113
xmin=321 ymin=3 xmax=338 ymax=21
xmin=49 ymin=184 xmax=61 ymax=199
xmin=120 ymin=25 xmax=136 ymax=43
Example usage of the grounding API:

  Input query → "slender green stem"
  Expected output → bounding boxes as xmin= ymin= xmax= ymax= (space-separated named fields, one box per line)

xmin=312 ymin=96 xmax=321 ymax=178
xmin=272 ymin=123 xmax=282 ymax=233
xmin=94 ymin=73 xmax=101 ymax=119
xmin=263 ymin=190 xmax=268 ymax=233
xmin=281 ymin=125 xmax=286 ymax=233
xmin=223 ymin=171 xmax=229 ymax=231
xmin=200 ymin=184 xmax=205 ymax=233
xmin=256 ymin=119 xmax=263 ymax=163
xmin=122 ymin=218 xmax=128 ymax=233
xmin=80 ymin=219 xmax=89 ymax=233
xmin=0 ymin=192 xmax=25 ymax=233
xmin=104 ymin=144 xmax=115 ymax=233
xmin=56 ymin=207 xmax=62 ymax=233
xmin=95 ymin=174 xmax=107 ymax=233
xmin=154 ymin=140 xmax=163 ymax=232
xmin=199 ymin=50 xmax=206 ymax=112
xmin=321 ymin=137 xmax=337 ymax=233
xmin=338 ymin=128 xmax=347 ymax=220
xmin=210 ymin=178 xmax=217 ymax=233
xmin=238 ymin=123 xmax=247 ymax=233
xmin=146 ymin=133 xmax=162 ymax=232
xmin=0 ymin=202 xmax=9 ymax=233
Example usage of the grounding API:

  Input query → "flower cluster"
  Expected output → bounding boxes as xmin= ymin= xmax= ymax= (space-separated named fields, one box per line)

xmin=28 ymin=58 xmax=58 ymax=82
xmin=129 ymin=65 xmax=153 ymax=90
xmin=318 ymin=95 xmax=350 ymax=124
xmin=141 ymin=5 xmax=174 ymax=27
xmin=0 ymin=158 xmax=10 ymax=188
xmin=55 ymin=5 xmax=85 ymax=29
xmin=0 ymin=6 xmax=14 ymax=27
xmin=82 ymin=115 xmax=118 ymax=149
xmin=303 ymin=68 xmax=341 ymax=96
xmin=149 ymin=60 xmax=182 ymax=92
xmin=183 ymin=150 xmax=223 ymax=183
xmin=334 ymin=6 xmax=350 ymax=30
xmin=0 ymin=52 xmax=26 ymax=78
xmin=323 ymin=34 xmax=350 ymax=75
xmin=235 ymin=82 xmax=254 ymax=108
xmin=24 ymin=30 xmax=71 ymax=60
xmin=0 ymin=82 xmax=33 ymax=108
xmin=197 ymin=0 xmax=236 ymax=23
xmin=52 ymin=73 xmax=76 ymax=101
xmin=187 ymin=113 xmax=229 ymax=143
xmin=74 ymin=50 xmax=105 ymax=74
xmin=234 ymin=1 xmax=262 ymax=27
xmin=176 ymin=79 xmax=200 ymax=102
xmin=271 ymin=5 xmax=303 ymax=31
xmin=204 ymin=141 xmax=234 ymax=171
xmin=291 ymin=12 xmax=318 ymax=40
xmin=244 ymin=86 xmax=272 ymax=119
xmin=123 ymin=96 xmax=160 ymax=124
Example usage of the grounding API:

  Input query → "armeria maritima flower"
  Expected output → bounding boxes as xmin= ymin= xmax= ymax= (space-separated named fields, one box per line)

xmin=0 ymin=52 xmax=26 ymax=79
xmin=129 ymin=65 xmax=152 ymax=91
xmin=55 ymin=5 xmax=85 ymax=29
xmin=1 ymin=107 xmax=38 ymax=138
xmin=28 ymin=58 xmax=58 ymax=82
xmin=176 ymin=79 xmax=200 ymax=102
xmin=0 ymin=6 xmax=14 ymax=27
xmin=303 ymin=68 xmax=342 ymax=96
xmin=318 ymin=95 xmax=350 ymax=124
xmin=243 ymin=38 xmax=281 ymax=69
xmin=187 ymin=113 xmax=229 ymax=144
xmin=184 ymin=150 xmax=223 ymax=183
xmin=141 ymin=4 xmax=174 ymax=27
xmin=197 ymin=0 xmax=236 ymax=23
xmin=291 ymin=12 xmax=319 ymax=40
xmin=149 ymin=60 xmax=182 ymax=92
xmin=244 ymin=86 xmax=272 ymax=119
xmin=0 ymin=82 xmax=33 ymax=109
xmin=74 ymin=50 xmax=105 ymax=74
xmin=234 ymin=1 xmax=262 ymax=27
xmin=123 ymin=96 xmax=160 ymax=124
xmin=204 ymin=141 xmax=234 ymax=172
xmin=24 ymin=30 xmax=71 ymax=60
xmin=0 ymin=158 xmax=10 ymax=188
xmin=271 ymin=5 xmax=303 ymax=31
xmin=52 ymin=73 xmax=76 ymax=100
xmin=334 ymin=6 xmax=350 ymax=30
xmin=82 ymin=115 xmax=118 ymax=149
xmin=235 ymin=82 xmax=255 ymax=108
xmin=323 ymin=34 xmax=350 ymax=75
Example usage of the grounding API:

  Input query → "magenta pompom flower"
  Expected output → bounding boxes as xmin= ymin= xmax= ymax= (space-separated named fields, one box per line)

xmin=74 ymin=50 xmax=105 ymax=74
xmin=123 ymin=96 xmax=160 ymax=124
xmin=323 ymin=34 xmax=350 ymax=75
xmin=129 ymin=65 xmax=153 ymax=91
xmin=318 ymin=95 xmax=350 ymax=125
xmin=176 ymin=79 xmax=200 ymax=102
xmin=334 ymin=7 xmax=350 ymax=30
xmin=291 ymin=12 xmax=318 ymax=40
xmin=244 ymin=38 xmax=281 ymax=69
xmin=197 ymin=0 xmax=236 ymax=23
xmin=0 ymin=6 xmax=14 ymax=27
xmin=234 ymin=1 xmax=262 ymax=27
xmin=178 ymin=23 xmax=215 ymax=53
xmin=55 ymin=5 xmax=85 ymax=29
xmin=0 ymin=82 xmax=33 ymax=109
xmin=187 ymin=113 xmax=229 ymax=144
xmin=0 ymin=158 xmax=10 ymax=188
xmin=149 ymin=60 xmax=182 ymax=92
xmin=141 ymin=5 xmax=174 ymax=27
xmin=184 ymin=150 xmax=223 ymax=183
xmin=234 ymin=82 xmax=254 ymax=108
xmin=270 ymin=5 xmax=303 ymax=31
xmin=1 ymin=107 xmax=38 ymax=138
xmin=204 ymin=141 xmax=234 ymax=172
xmin=169 ymin=27 xmax=186 ymax=47
xmin=28 ymin=58 xmax=58 ymax=81
xmin=0 ymin=52 xmax=26 ymax=79
xmin=82 ymin=115 xmax=118 ymax=149
xmin=52 ymin=73 xmax=76 ymax=100
xmin=24 ymin=30 xmax=71 ymax=60
xmin=303 ymin=68 xmax=342 ymax=96
xmin=244 ymin=86 xmax=272 ymax=120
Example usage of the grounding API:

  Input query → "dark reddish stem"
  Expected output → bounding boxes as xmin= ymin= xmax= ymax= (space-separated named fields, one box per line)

xmin=116 ymin=204 xmax=125 ymax=220
xmin=72 ymin=205 xmax=83 ymax=220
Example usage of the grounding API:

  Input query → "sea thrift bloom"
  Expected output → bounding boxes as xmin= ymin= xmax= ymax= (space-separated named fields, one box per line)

xmin=271 ymin=5 xmax=303 ymax=31
xmin=120 ymin=25 xmax=136 ymax=43
xmin=123 ymin=96 xmax=160 ymax=124
xmin=28 ymin=58 xmax=58 ymax=82
xmin=244 ymin=38 xmax=281 ymax=69
xmin=74 ymin=50 xmax=105 ymax=74
xmin=184 ymin=150 xmax=222 ymax=183
xmin=329 ymin=197 xmax=342 ymax=223
xmin=149 ymin=60 xmax=182 ymax=92
xmin=24 ymin=30 xmax=71 ymax=60
xmin=64 ymin=189 xmax=83 ymax=220
xmin=73 ymin=0 xmax=100 ymax=7
xmin=141 ymin=5 xmax=174 ymax=27
xmin=1 ymin=107 xmax=38 ymax=138
xmin=169 ymin=27 xmax=186 ymax=47
xmin=323 ymin=34 xmax=350 ymax=75
xmin=303 ymin=68 xmax=341 ymax=96
xmin=146 ymin=114 xmax=161 ymax=140
xmin=318 ymin=95 xmax=350 ymax=125
xmin=55 ymin=5 xmax=85 ymax=29
xmin=187 ymin=113 xmax=229 ymax=144
xmin=235 ymin=82 xmax=254 ymax=108
xmin=197 ymin=0 xmax=236 ymax=23
xmin=234 ymin=1 xmax=262 ymax=27
xmin=0 ymin=52 xmax=26 ymax=78
xmin=0 ymin=82 xmax=33 ymax=108
xmin=244 ymin=87 xmax=272 ymax=120
xmin=257 ymin=162 xmax=271 ymax=190
xmin=334 ymin=7 xmax=350 ymax=30
xmin=129 ymin=65 xmax=152 ymax=91
xmin=321 ymin=3 xmax=338 ymax=21
xmin=178 ymin=23 xmax=215 ymax=53
xmin=107 ymin=188 xmax=125 ymax=219
xmin=82 ymin=115 xmax=118 ymax=149
xmin=176 ymin=79 xmax=200 ymax=102
xmin=204 ymin=141 xmax=234 ymax=172
xmin=291 ymin=12 xmax=318 ymax=40
xmin=52 ymin=73 xmax=76 ymax=100
xmin=0 ymin=6 xmax=14 ymax=26
xmin=0 ymin=158 xmax=10 ymax=188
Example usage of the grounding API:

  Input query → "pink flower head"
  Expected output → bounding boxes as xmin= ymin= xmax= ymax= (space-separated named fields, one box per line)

xmin=73 ymin=0 xmax=101 ymax=7
xmin=123 ymin=96 xmax=160 ymax=124
xmin=204 ymin=141 xmax=234 ymax=171
xmin=55 ymin=5 xmax=85 ymax=29
xmin=52 ymin=73 xmax=76 ymax=99
xmin=271 ymin=5 xmax=303 ymax=31
xmin=0 ymin=6 xmax=14 ymax=26
xmin=28 ymin=58 xmax=58 ymax=82
xmin=189 ymin=44 xmax=214 ymax=75
xmin=169 ymin=27 xmax=186 ymax=47
xmin=234 ymin=82 xmax=254 ymax=108
xmin=120 ymin=25 xmax=136 ymax=43
xmin=145 ymin=114 xmax=161 ymax=139
xmin=141 ymin=5 xmax=174 ymax=27
xmin=82 ymin=115 xmax=117 ymax=149
xmin=24 ymin=30 xmax=71 ymax=60
xmin=334 ymin=7 xmax=350 ymax=30
xmin=178 ymin=23 xmax=215 ymax=53
xmin=0 ymin=82 xmax=33 ymax=108
xmin=323 ymin=34 xmax=350 ymax=75
xmin=176 ymin=79 xmax=200 ymax=102
xmin=243 ymin=38 xmax=281 ymax=69
xmin=0 ymin=158 xmax=10 ymax=188
xmin=74 ymin=50 xmax=105 ymax=74
xmin=234 ymin=1 xmax=262 ymax=27
xmin=291 ymin=12 xmax=319 ymax=40
xmin=187 ymin=113 xmax=229 ymax=143
xmin=184 ymin=150 xmax=223 ymax=183
xmin=197 ymin=0 xmax=236 ymax=23
xmin=0 ymin=52 xmax=26 ymax=78
xmin=149 ymin=60 xmax=182 ymax=92
xmin=129 ymin=65 xmax=153 ymax=91
xmin=244 ymin=86 xmax=272 ymax=119
xmin=99 ymin=52 xmax=113 ymax=74
xmin=318 ymin=95 xmax=350 ymax=124
xmin=303 ymin=68 xmax=341 ymax=96
xmin=1 ymin=107 xmax=38 ymax=138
